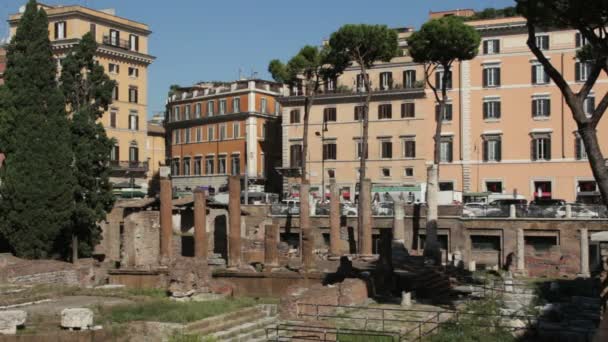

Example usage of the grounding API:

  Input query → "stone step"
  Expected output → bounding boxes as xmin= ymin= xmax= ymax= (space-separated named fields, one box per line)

xmin=186 ymin=306 xmax=267 ymax=335
xmin=213 ymin=316 xmax=278 ymax=341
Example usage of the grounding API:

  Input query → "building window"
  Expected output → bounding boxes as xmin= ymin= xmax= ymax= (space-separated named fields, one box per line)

xmin=435 ymin=103 xmax=453 ymax=121
xmin=325 ymin=77 xmax=337 ymax=91
xmin=532 ymin=97 xmax=551 ymax=118
xmin=231 ymin=154 xmax=240 ymax=175
xmin=194 ymin=157 xmax=202 ymax=175
xmin=109 ymin=29 xmax=120 ymax=46
xmin=196 ymin=127 xmax=202 ymax=142
xmin=403 ymin=70 xmax=416 ymax=88
xmin=323 ymin=108 xmax=337 ymax=122
xmin=380 ymin=139 xmax=393 ymax=159
xmin=356 ymin=74 xmax=368 ymax=92
xmin=290 ymin=144 xmax=303 ymax=168
xmin=275 ymin=102 xmax=281 ymax=115
xmin=173 ymin=106 xmax=180 ymax=121
xmin=535 ymin=35 xmax=550 ymax=50
xmin=109 ymin=63 xmax=119 ymax=74
xmin=219 ymin=99 xmax=227 ymax=114
xmin=128 ymin=67 xmax=138 ymax=78
xmin=208 ymin=126 xmax=215 ymax=141
xmin=183 ymin=105 xmax=191 ymax=120
xmin=532 ymin=63 xmax=550 ymax=84
xmin=129 ymin=34 xmax=139 ymax=52
xmin=173 ymin=129 xmax=181 ymax=144
xmin=486 ymin=181 xmax=503 ymax=193
xmin=260 ymin=153 xmax=265 ymax=177
xmin=323 ymin=141 xmax=337 ymax=160
xmin=205 ymin=156 xmax=215 ymax=175
xmin=219 ymin=124 xmax=226 ymax=141
xmin=355 ymin=140 xmax=368 ymax=159
xmin=90 ymin=23 xmax=96 ymax=37
xmin=584 ymin=95 xmax=595 ymax=117
xmin=401 ymin=103 xmax=415 ymax=118
xmin=261 ymin=98 xmax=267 ymax=113
xmin=435 ymin=70 xmax=452 ymax=90
xmin=575 ymin=61 xmax=591 ymax=82
xmin=354 ymin=106 xmax=366 ymax=121
xmin=483 ymin=99 xmax=501 ymax=120
xmin=483 ymin=135 xmax=502 ymax=162
xmin=128 ymin=142 xmax=139 ymax=163
xmin=128 ymin=112 xmax=138 ymax=131
xmin=218 ymin=155 xmax=227 ymax=174
xmin=402 ymin=137 xmax=416 ymax=158
xmin=381 ymin=168 xmax=391 ymax=178
xmin=110 ymin=144 xmax=119 ymax=162
xmin=261 ymin=123 xmax=267 ymax=139
xmin=404 ymin=167 xmax=414 ymax=177
xmin=207 ymin=101 xmax=215 ymax=116
xmin=185 ymin=128 xmax=191 ymax=143
xmin=483 ymin=39 xmax=500 ymax=54
xmin=533 ymin=181 xmax=553 ymax=200
xmin=378 ymin=104 xmax=392 ymax=120
xmin=439 ymin=182 xmax=454 ymax=191
xmin=439 ymin=137 xmax=453 ymax=163
xmin=183 ymin=158 xmax=191 ymax=176
xmin=233 ymin=122 xmax=240 ymax=138
xmin=195 ymin=103 xmax=201 ymax=118
xmin=483 ymin=65 xmax=501 ymax=87
xmin=578 ymin=180 xmax=597 ymax=192
xmin=128 ymin=87 xmax=138 ymax=103
xmin=380 ymin=72 xmax=393 ymax=90
xmin=290 ymin=109 xmax=301 ymax=124
xmin=575 ymin=135 xmax=587 ymax=160
xmin=531 ymin=134 xmax=552 ymax=161
xmin=54 ymin=21 xmax=67 ymax=39
xmin=112 ymin=85 xmax=119 ymax=101
xmin=110 ymin=110 xmax=117 ymax=128
xmin=233 ymin=98 xmax=241 ymax=113
xmin=171 ymin=158 xmax=180 ymax=176
xmin=576 ymin=32 xmax=588 ymax=48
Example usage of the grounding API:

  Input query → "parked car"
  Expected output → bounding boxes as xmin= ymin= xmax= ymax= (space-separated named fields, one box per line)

xmin=341 ymin=202 xmax=358 ymax=216
xmin=556 ymin=204 xmax=600 ymax=218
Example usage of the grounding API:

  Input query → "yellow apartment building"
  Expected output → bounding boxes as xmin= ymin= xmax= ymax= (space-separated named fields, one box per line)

xmin=147 ymin=114 xmax=166 ymax=178
xmin=280 ymin=12 xmax=608 ymax=204
xmin=9 ymin=3 xmax=155 ymax=187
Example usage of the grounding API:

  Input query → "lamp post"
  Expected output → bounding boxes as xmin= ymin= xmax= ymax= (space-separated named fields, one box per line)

xmin=315 ymin=120 xmax=328 ymax=202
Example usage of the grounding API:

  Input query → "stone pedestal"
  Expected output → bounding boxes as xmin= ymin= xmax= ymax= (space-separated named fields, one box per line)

xmin=360 ymin=179 xmax=373 ymax=256
xmin=0 ymin=310 xmax=26 ymax=335
xmin=401 ymin=292 xmax=412 ymax=307
xmin=160 ymin=179 xmax=173 ymax=264
xmin=264 ymin=224 xmax=279 ymax=267
xmin=61 ymin=308 xmax=93 ymax=330
xmin=228 ymin=176 xmax=242 ymax=268
xmin=580 ymin=228 xmax=590 ymax=277
xmin=194 ymin=189 xmax=208 ymax=260
xmin=329 ymin=181 xmax=341 ymax=257
xmin=468 ymin=261 xmax=476 ymax=272
xmin=300 ymin=181 xmax=315 ymax=271
xmin=516 ymin=228 xmax=525 ymax=273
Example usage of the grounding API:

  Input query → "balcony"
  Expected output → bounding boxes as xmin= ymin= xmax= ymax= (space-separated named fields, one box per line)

xmin=280 ymin=83 xmax=426 ymax=106
xmin=102 ymin=35 xmax=133 ymax=51
xmin=110 ymin=161 xmax=149 ymax=176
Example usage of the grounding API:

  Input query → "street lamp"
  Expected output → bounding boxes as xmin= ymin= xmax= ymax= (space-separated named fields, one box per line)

xmin=315 ymin=121 xmax=329 ymax=202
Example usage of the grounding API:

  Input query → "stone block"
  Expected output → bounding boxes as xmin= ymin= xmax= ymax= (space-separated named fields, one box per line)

xmin=61 ymin=308 xmax=94 ymax=330
xmin=0 ymin=310 xmax=27 ymax=335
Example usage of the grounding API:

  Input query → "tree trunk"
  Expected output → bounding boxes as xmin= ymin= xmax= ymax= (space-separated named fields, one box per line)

xmin=578 ymin=122 xmax=608 ymax=207
xmin=357 ymin=68 xmax=372 ymax=255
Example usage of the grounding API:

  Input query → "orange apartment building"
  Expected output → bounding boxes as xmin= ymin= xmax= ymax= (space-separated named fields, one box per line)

xmin=165 ymin=80 xmax=283 ymax=192
xmin=280 ymin=12 xmax=607 ymax=204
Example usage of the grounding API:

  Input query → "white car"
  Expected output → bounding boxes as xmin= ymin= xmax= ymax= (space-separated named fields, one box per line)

xmin=462 ymin=202 xmax=487 ymax=217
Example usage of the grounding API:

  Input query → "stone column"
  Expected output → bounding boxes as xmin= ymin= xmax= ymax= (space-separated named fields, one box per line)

xmin=393 ymin=200 xmax=406 ymax=243
xmin=194 ymin=188 xmax=208 ymax=260
xmin=360 ymin=179 xmax=373 ymax=256
xmin=264 ymin=224 xmax=279 ymax=267
xmin=160 ymin=178 xmax=173 ymax=264
xmin=516 ymin=228 xmax=525 ymax=272
xmin=580 ymin=228 xmax=590 ymax=277
xmin=228 ymin=176 xmax=242 ymax=268
xmin=300 ymin=181 xmax=315 ymax=271
xmin=329 ymin=181 xmax=341 ymax=257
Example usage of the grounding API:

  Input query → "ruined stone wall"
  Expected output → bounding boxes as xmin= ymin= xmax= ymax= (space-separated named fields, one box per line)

xmin=122 ymin=211 xmax=160 ymax=269
xmin=95 ymin=207 xmax=125 ymax=263
xmin=0 ymin=255 xmax=94 ymax=287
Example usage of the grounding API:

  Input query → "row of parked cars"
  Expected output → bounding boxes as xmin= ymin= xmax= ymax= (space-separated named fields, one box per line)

xmin=462 ymin=199 xmax=605 ymax=218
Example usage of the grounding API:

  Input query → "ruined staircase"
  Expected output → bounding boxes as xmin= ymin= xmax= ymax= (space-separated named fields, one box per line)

xmin=185 ymin=304 xmax=279 ymax=341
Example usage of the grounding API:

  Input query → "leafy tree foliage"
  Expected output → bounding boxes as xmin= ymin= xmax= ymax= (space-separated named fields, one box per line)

xmin=328 ymin=24 xmax=398 ymax=253
xmin=59 ymin=32 xmax=116 ymax=258
xmin=465 ymin=7 xmax=518 ymax=21
xmin=516 ymin=0 xmax=608 ymax=208
xmin=408 ymin=16 xmax=480 ymax=262
xmin=0 ymin=0 xmax=74 ymax=258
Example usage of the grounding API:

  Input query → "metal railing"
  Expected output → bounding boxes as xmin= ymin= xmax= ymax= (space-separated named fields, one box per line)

xmin=102 ymin=35 xmax=133 ymax=51
xmin=110 ymin=160 xmax=149 ymax=172
xmin=266 ymin=324 xmax=400 ymax=341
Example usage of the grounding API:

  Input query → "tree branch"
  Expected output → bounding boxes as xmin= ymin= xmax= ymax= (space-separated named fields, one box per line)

xmin=591 ymin=91 xmax=608 ymax=128
xmin=424 ymin=63 xmax=441 ymax=103
xmin=579 ymin=60 xmax=603 ymax=101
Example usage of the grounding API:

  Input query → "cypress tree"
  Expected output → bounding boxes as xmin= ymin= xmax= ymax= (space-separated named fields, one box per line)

xmin=59 ymin=32 xmax=115 ymax=258
xmin=0 ymin=0 xmax=74 ymax=258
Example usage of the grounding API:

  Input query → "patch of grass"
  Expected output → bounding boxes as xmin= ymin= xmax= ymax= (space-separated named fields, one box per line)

xmin=337 ymin=333 xmax=397 ymax=342
xmin=73 ymin=287 xmax=168 ymax=301
xmin=168 ymin=331 xmax=210 ymax=342
xmin=99 ymin=297 xmax=264 ymax=324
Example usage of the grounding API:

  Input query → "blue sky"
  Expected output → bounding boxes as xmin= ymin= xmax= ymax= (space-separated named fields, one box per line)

xmin=0 ymin=0 xmax=516 ymax=117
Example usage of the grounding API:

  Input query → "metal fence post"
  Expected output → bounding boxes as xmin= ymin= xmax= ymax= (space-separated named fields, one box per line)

xmin=382 ymin=309 xmax=385 ymax=331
